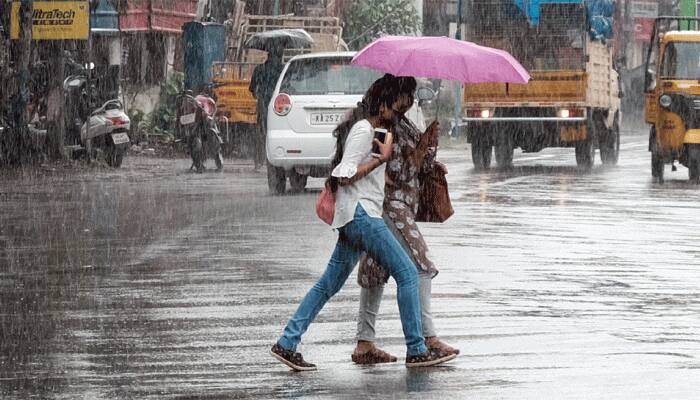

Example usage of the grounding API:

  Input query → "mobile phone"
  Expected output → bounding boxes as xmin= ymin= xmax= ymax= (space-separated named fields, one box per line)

xmin=372 ymin=128 xmax=387 ymax=156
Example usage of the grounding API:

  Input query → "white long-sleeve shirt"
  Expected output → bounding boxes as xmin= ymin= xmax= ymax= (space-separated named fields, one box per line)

xmin=330 ymin=119 xmax=386 ymax=229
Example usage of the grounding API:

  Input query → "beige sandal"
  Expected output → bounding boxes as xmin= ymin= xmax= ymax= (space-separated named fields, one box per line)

xmin=426 ymin=337 xmax=460 ymax=355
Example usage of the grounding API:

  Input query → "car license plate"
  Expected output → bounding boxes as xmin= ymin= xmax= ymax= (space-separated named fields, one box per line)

xmin=310 ymin=112 xmax=344 ymax=125
xmin=111 ymin=132 xmax=130 ymax=145
xmin=180 ymin=113 xmax=196 ymax=125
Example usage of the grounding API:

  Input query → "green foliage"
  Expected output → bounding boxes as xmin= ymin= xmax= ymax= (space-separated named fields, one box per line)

xmin=141 ymin=72 xmax=183 ymax=143
xmin=343 ymin=0 xmax=422 ymax=50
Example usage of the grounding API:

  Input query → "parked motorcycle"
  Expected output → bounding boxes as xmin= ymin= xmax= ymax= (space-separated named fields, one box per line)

xmin=63 ymin=72 xmax=130 ymax=167
xmin=175 ymin=90 xmax=224 ymax=173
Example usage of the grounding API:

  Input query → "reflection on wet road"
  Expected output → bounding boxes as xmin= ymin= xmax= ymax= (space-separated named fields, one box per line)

xmin=1 ymin=134 xmax=699 ymax=399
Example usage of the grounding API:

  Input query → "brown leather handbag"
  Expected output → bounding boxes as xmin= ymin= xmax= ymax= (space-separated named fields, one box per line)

xmin=416 ymin=167 xmax=454 ymax=223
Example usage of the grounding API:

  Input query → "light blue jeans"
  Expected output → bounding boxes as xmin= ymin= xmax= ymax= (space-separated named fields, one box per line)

xmin=277 ymin=204 xmax=427 ymax=356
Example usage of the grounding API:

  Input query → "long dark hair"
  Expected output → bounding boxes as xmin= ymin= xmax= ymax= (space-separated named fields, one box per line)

xmin=396 ymin=76 xmax=417 ymax=97
xmin=327 ymin=75 xmax=399 ymax=192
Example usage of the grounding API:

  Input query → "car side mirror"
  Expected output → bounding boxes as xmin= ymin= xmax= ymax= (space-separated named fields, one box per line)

xmin=416 ymin=87 xmax=435 ymax=102
xmin=645 ymin=70 xmax=656 ymax=92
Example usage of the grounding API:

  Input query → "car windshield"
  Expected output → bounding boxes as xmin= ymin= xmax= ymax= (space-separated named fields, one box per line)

xmin=660 ymin=42 xmax=700 ymax=80
xmin=279 ymin=57 xmax=382 ymax=95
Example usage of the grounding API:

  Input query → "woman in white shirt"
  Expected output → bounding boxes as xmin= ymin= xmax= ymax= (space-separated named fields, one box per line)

xmin=270 ymin=76 xmax=456 ymax=371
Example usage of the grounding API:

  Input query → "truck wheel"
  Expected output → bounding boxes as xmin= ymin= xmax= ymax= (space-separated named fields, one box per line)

xmin=267 ymin=162 xmax=286 ymax=195
xmin=577 ymin=114 xmax=598 ymax=170
xmin=471 ymin=136 xmax=492 ymax=170
xmin=687 ymin=144 xmax=700 ymax=183
xmin=494 ymin=134 xmax=513 ymax=168
xmin=288 ymin=170 xmax=308 ymax=193
xmin=575 ymin=138 xmax=595 ymax=170
xmin=650 ymin=128 xmax=664 ymax=183
xmin=599 ymin=112 xmax=620 ymax=166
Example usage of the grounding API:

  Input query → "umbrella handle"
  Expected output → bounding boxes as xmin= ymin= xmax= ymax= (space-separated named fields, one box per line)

xmin=434 ymin=80 xmax=442 ymax=122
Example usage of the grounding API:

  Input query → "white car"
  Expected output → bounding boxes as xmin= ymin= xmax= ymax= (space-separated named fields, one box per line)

xmin=265 ymin=52 xmax=383 ymax=194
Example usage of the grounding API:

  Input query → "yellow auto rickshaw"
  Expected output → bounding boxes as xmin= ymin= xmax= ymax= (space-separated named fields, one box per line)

xmin=645 ymin=16 xmax=700 ymax=182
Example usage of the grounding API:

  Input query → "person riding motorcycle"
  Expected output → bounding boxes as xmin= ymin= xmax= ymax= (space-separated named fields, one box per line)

xmin=176 ymin=87 xmax=224 ymax=173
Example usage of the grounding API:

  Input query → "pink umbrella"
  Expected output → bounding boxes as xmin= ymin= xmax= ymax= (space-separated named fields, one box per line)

xmin=351 ymin=35 xmax=530 ymax=84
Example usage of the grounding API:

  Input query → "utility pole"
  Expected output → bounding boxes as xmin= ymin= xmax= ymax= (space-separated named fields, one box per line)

xmin=0 ymin=5 xmax=8 ymax=121
xmin=455 ymin=0 xmax=462 ymax=39
xmin=46 ymin=41 xmax=66 ymax=161
xmin=454 ymin=0 xmax=464 ymax=137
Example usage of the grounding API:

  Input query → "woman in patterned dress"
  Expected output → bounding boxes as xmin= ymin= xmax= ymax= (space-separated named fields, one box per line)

xmin=351 ymin=76 xmax=460 ymax=364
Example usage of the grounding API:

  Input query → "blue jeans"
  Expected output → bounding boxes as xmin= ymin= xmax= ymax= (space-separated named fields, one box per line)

xmin=277 ymin=204 xmax=427 ymax=356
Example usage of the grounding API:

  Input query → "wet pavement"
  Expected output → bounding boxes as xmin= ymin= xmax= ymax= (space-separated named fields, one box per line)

xmin=1 ymin=130 xmax=700 ymax=399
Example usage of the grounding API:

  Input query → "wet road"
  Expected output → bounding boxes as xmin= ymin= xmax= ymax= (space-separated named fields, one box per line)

xmin=2 ymin=130 xmax=700 ymax=399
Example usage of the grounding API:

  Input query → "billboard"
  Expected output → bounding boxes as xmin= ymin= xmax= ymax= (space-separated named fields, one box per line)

xmin=631 ymin=0 xmax=658 ymax=42
xmin=10 ymin=1 xmax=89 ymax=40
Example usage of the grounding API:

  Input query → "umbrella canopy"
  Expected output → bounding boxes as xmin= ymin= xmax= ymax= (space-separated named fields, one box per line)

xmin=244 ymin=29 xmax=314 ymax=53
xmin=351 ymin=35 xmax=530 ymax=84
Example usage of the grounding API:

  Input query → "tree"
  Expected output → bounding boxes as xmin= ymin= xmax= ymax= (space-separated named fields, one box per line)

xmin=343 ymin=0 xmax=421 ymax=50
xmin=3 ymin=0 xmax=34 ymax=166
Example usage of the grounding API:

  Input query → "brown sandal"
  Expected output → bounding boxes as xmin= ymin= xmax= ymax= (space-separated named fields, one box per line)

xmin=351 ymin=347 xmax=398 ymax=364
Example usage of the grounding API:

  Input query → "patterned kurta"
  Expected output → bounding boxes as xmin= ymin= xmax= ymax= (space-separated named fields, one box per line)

xmin=357 ymin=116 xmax=438 ymax=289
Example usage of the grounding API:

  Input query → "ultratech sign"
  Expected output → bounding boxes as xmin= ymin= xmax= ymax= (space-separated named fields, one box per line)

xmin=11 ymin=1 xmax=89 ymax=40
xmin=33 ymin=9 xmax=77 ymax=26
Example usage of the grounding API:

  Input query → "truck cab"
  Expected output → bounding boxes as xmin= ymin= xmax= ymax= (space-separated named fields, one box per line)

xmin=644 ymin=17 xmax=700 ymax=182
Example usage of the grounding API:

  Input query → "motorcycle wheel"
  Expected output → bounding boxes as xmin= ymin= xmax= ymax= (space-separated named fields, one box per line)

xmin=215 ymin=152 xmax=224 ymax=172
xmin=191 ymin=137 xmax=205 ymax=173
xmin=106 ymin=146 xmax=124 ymax=167
xmin=85 ymin=138 xmax=96 ymax=162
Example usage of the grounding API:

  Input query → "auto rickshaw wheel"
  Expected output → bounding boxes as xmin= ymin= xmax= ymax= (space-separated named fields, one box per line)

xmin=650 ymin=127 xmax=664 ymax=182
xmin=651 ymin=152 xmax=664 ymax=181
xmin=687 ymin=144 xmax=700 ymax=183
xmin=471 ymin=133 xmax=493 ymax=171
xmin=599 ymin=111 xmax=620 ymax=166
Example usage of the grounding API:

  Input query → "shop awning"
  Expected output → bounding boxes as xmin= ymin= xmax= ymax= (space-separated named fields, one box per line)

xmin=120 ymin=0 xmax=198 ymax=33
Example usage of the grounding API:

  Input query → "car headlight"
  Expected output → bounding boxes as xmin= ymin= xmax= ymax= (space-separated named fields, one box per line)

xmin=659 ymin=94 xmax=672 ymax=108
